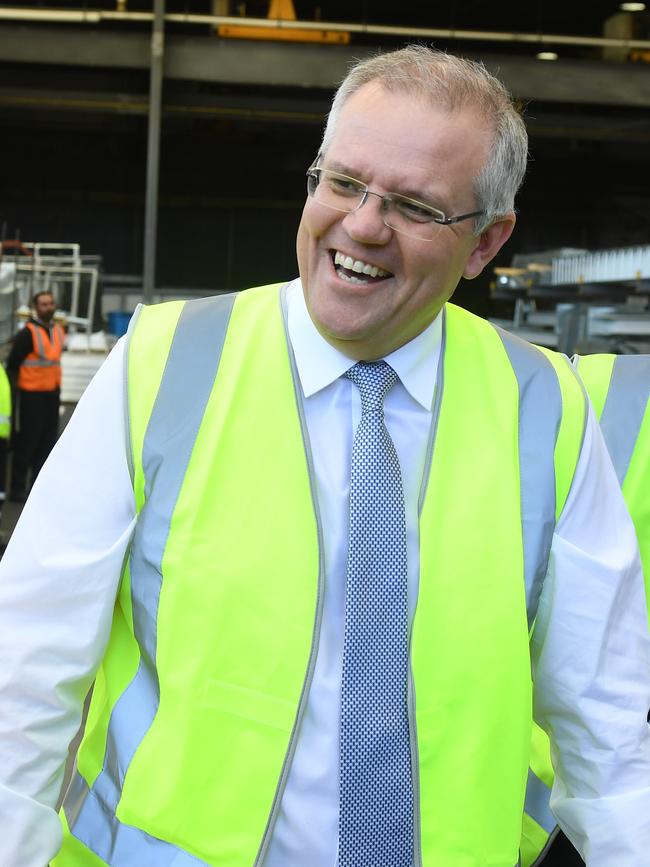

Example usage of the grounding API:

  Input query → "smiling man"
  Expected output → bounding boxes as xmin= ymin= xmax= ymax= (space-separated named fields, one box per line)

xmin=1 ymin=47 xmax=650 ymax=867
xmin=296 ymin=80 xmax=511 ymax=359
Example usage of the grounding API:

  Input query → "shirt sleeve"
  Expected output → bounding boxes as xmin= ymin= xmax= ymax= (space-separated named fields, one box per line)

xmin=531 ymin=402 xmax=650 ymax=866
xmin=6 ymin=326 xmax=34 ymax=374
xmin=0 ymin=338 xmax=136 ymax=867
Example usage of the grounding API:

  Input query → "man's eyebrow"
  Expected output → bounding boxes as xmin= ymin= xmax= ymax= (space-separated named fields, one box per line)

xmin=321 ymin=159 xmax=359 ymax=177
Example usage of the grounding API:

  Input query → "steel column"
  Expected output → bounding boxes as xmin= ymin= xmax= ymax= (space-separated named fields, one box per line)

xmin=143 ymin=0 xmax=165 ymax=304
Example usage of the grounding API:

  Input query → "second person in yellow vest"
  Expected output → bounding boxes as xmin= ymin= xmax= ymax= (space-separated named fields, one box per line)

xmin=521 ymin=351 xmax=650 ymax=866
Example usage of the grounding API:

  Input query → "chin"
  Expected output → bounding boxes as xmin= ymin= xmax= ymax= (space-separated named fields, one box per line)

xmin=317 ymin=314 xmax=384 ymax=353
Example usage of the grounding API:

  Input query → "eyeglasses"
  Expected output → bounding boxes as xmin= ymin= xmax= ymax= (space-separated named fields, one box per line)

xmin=306 ymin=162 xmax=485 ymax=242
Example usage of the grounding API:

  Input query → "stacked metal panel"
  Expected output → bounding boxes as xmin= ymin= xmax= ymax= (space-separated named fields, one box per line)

xmin=60 ymin=350 xmax=107 ymax=404
xmin=551 ymin=245 xmax=650 ymax=286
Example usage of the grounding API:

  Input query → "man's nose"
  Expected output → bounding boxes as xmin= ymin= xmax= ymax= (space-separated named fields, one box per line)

xmin=342 ymin=192 xmax=392 ymax=244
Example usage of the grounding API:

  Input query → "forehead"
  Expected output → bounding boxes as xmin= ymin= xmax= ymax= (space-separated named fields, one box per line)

xmin=325 ymin=82 xmax=492 ymax=197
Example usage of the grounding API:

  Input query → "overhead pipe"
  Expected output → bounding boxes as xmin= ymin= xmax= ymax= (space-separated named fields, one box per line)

xmin=0 ymin=7 xmax=649 ymax=51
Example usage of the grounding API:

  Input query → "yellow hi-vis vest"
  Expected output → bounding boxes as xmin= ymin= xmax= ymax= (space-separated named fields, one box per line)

xmin=575 ymin=353 xmax=650 ymax=607
xmin=55 ymin=283 xmax=586 ymax=867
xmin=0 ymin=364 xmax=11 ymax=439
xmin=520 ymin=351 xmax=650 ymax=866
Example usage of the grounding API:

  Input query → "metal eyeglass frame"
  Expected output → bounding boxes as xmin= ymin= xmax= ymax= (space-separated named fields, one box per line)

xmin=306 ymin=161 xmax=486 ymax=237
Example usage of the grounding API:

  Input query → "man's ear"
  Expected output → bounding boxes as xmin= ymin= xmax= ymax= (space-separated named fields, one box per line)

xmin=463 ymin=214 xmax=516 ymax=280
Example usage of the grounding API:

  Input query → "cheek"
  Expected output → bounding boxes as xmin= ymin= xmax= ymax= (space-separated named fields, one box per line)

xmin=297 ymin=204 xmax=335 ymax=275
xmin=296 ymin=212 xmax=312 ymax=276
xmin=296 ymin=217 xmax=307 ymax=257
xmin=301 ymin=198 xmax=340 ymax=242
xmin=401 ymin=249 xmax=442 ymax=290
xmin=413 ymin=242 xmax=465 ymax=282
xmin=400 ymin=249 xmax=464 ymax=310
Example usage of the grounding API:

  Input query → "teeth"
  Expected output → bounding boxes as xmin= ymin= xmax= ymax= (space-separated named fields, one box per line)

xmin=338 ymin=271 xmax=370 ymax=285
xmin=334 ymin=250 xmax=389 ymax=279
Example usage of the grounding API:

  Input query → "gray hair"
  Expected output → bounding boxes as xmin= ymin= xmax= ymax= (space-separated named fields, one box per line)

xmin=321 ymin=46 xmax=528 ymax=234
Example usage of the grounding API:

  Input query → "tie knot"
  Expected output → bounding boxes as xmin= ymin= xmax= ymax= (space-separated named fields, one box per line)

xmin=345 ymin=361 xmax=398 ymax=415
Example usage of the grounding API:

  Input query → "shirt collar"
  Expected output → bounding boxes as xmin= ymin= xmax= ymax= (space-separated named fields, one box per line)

xmin=286 ymin=278 xmax=442 ymax=411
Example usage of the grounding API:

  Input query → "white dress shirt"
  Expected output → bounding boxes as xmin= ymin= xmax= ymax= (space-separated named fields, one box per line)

xmin=1 ymin=278 xmax=650 ymax=867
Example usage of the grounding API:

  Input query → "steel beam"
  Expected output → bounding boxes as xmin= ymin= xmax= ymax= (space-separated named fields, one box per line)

xmin=0 ymin=24 xmax=649 ymax=108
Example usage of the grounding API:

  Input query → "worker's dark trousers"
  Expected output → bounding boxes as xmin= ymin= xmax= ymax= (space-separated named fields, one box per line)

xmin=11 ymin=389 xmax=60 ymax=497
xmin=545 ymin=832 xmax=585 ymax=865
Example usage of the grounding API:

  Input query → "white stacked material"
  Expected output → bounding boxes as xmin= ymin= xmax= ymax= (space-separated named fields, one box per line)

xmin=589 ymin=313 xmax=650 ymax=336
xmin=0 ymin=263 xmax=17 ymax=345
xmin=551 ymin=245 xmax=650 ymax=286
xmin=66 ymin=331 xmax=114 ymax=353
xmin=0 ymin=262 xmax=15 ymax=290
xmin=60 ymin=349 xmax=108 ymax=403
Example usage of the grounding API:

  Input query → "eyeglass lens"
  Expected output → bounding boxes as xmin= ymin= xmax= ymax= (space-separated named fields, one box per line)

xmin=307 ymin=170 xmax=445 ymax=242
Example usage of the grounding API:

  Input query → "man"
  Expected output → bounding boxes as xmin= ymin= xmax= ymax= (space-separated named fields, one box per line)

xmin=521 ymin=352 xmax=650 ymax=867
xmin=1 ymin=47 xmax=650 ymax=867
xmin=6 ymin=290 xmax=64 ymax=501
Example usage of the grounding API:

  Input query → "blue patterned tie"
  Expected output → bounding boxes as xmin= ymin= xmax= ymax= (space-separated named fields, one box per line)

xmin=339 ymin=361 xmax=413 ymax=867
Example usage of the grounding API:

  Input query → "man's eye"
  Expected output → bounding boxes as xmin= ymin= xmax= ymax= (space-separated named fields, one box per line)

xmin=328 ymin=176 xmax=362 ymax=196
xmin=395 ymin=199 xmax=437 ymax=222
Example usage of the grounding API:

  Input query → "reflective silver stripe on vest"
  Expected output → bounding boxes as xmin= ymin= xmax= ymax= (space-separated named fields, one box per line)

xmin=23 ymin=324 xmax=61 ymax=366
xmin=493 ymin=327 xmax=562 ymax=627
xmin=524 ymin=768 xmax=556 ymax=834
xmin=64 ymin=772 xmax=206 ymax=866
xmin=32 ymin=324 xmax=46 ymax=360
xmin=600 ymin=355 xmax=650 ymax=485
xmin=64 ymin=293 xmax=236 ymax=864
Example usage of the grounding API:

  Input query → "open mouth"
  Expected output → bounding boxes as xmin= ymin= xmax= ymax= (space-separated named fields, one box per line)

xmin=331 ymin=250 xmax=392 ymax=285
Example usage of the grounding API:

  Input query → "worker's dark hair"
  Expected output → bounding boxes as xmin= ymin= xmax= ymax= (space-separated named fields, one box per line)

xmin=31 ymin=290 xmax=55 ymax=306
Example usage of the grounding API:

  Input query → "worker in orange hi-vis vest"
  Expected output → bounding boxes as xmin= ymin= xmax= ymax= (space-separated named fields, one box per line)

xmin=6 ymin=290 xmax=65 ymax=502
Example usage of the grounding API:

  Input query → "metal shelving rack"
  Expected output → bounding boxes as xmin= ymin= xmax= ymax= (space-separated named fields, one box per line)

xmin=490 ymin=244 xmax=650 ymax=355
